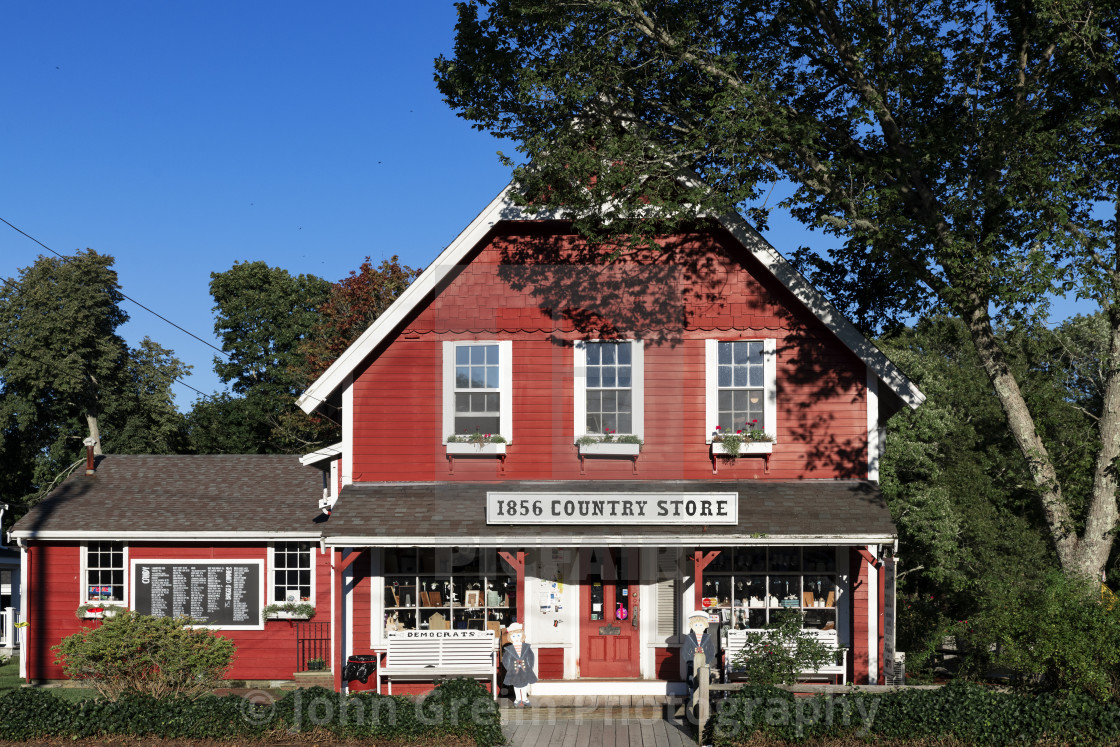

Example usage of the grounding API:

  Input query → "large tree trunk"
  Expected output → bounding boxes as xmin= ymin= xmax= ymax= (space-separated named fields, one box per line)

xmin=85 ymin=413 xmax=103 ymax=457
xmin=962 ymin=287 xmax=1120 ymax=582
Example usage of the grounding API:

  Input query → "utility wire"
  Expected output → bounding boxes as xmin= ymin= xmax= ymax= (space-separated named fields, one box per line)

xmin=0 ymin=217 xmax=343 ymax=422
xmin=1 ymin=215 xmax=229 ymax=358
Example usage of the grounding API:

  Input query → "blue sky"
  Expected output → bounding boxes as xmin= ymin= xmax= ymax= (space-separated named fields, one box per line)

xmin=1 ymin=2 xmax=1092 ymax=410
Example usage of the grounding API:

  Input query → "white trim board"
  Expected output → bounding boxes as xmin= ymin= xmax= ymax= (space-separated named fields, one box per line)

xmin=299 ymin=184 xmax=924 ymax=415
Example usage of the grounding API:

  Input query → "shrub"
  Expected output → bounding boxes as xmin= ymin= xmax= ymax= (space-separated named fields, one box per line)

xmin=729 ymin=611 xmax=835 ymax=686
xmin=53 ymin=609 xmax=235 ymax=700
xmin=960 ymin=568 xmax=1120 ymax=699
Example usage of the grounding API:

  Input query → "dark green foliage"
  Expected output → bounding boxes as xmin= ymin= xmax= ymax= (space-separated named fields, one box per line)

xmin=729 ymin=612 xmax=834 ymax=686
xmin=0 ymin=251 xmax=189 ymax=522
xmin=52 ymin=610 xmax=236 ymax=700
xmin=186 ymin=261 xmax=334 ymax=454
xmin=710 ymin=681 xmax=1120 ymax=746
xmin=0 ymin=679 xmax=503 ymax=746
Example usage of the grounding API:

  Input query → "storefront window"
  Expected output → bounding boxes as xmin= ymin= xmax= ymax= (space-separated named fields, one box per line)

xmin=383 ymin=548 xmax=518 ymax=634
xmin=702 ymin=546 xmax=839 ymax=630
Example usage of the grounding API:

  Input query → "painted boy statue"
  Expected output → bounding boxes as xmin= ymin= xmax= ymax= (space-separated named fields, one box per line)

xmin=501 ymin=622 xmax=538 ymax=707
xmin=681 ymin=609 xmax=716 ymax=701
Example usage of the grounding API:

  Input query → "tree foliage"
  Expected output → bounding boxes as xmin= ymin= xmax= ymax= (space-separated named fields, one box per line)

xmin=436 ymin=0 xmax=1120 ymax=578
xmin=0 ymin=251 xmax=188 ymax=516
xmin=188 ymin=261 xmax=333 ymax=453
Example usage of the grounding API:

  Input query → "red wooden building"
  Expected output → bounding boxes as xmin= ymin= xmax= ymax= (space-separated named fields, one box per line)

xmin=12 ymin=185 xmax=922 ymax=694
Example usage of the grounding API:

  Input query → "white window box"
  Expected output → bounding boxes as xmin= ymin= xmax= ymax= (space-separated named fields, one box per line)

xmin=80 ymin=605 xmax=123 ymax=620
xmin=446 ymin=442 xmax=507 ymax=456
xmin=578 ymin=442 xmax=641 ymax=456
xmin=266 ymin=610 xmax=314 ymax=621
xmin=711 ymin=441 xmax=773 ymax=456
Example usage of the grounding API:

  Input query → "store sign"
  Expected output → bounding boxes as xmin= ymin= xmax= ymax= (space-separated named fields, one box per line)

xmin=486 ymin=492 xmax=738 ymax=525
xmin=131 ymin=560 xmax=262 ymax=628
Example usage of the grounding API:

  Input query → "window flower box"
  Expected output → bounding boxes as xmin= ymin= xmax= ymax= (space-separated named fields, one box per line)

xmin=446 ymin=434 xmax=507 ymax=456
xmin=263 ymin=602 xmax=316 ymax=621
xmin=76 ymin=604 xmax=122 ymax=620
xmin=579 ymin=441 xmax=641 ymax=456
xmin=711 ymin=441 xmax=773 ymax=456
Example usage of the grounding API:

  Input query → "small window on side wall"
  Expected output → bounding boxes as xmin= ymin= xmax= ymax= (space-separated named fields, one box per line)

xmin=705 ymin=339 xmax=776 ymax=442
xmin=85 ymin=541 xmax=125 ymax=604
xmin=442 ymin=340 xmax=513 ymax=443
xmin=273 ymin=542 xmax=314 ymax=603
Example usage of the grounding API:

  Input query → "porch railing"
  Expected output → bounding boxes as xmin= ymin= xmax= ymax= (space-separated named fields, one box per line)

xmin=0 ymin=607 xmax=20 ymax=649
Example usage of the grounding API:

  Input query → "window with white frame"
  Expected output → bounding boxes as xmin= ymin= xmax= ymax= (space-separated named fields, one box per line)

xmin=443 ymin=340 xmax=513 ymax=441
xmin=705 ymin=339 xmax=776 ymax=440
xmin=84 ymin=541 xmax=125 ymax=604
xmin=272 ymin=542 xmax=314 ymax=603
xmin=574 ymin=340 xmax=645 ymax=440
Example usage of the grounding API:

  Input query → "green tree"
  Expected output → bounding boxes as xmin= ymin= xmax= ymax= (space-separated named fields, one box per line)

xmin=0 ymin=251 xmax=188 ymax=514
xmin=436 ymin=0 xmax=1120 ymax=579
xmin=189 ymin=261 xmax=332 ymax=453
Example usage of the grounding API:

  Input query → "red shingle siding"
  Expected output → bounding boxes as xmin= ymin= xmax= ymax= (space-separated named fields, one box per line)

xmin=351 ymin=226 xmax=867 ymax=483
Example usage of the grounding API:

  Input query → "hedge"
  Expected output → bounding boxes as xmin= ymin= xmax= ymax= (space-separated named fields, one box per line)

xmin=710 ymin=681 xmax=1120 ymax=745
xmin=0 ymin=679 xmax=502 ymax=746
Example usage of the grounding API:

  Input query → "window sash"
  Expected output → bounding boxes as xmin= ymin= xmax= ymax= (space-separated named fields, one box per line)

xmin=705 ymin=338 xmax=776 ymax=442
xmin=84 ymin=541 xmax=126 ymax=604
xmin=443 ymin=341 xmax=512 ymax=442
xmin=574 ymin=340 xmax=644 ymax=440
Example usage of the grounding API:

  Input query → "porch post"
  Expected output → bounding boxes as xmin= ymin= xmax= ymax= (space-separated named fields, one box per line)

xmin=332 ymin=548 xmax=362 ymax=692
xmin=498 ymin=551 xmax=526 ymax=623
xmin=691 ymin=550 xmax=720 ymax=610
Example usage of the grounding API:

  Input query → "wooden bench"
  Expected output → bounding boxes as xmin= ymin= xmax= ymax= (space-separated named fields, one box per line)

xmin=722 ymin=628 xmax=848 ymax=684
xmin=376 ymin=630 xmax=497 ymax=698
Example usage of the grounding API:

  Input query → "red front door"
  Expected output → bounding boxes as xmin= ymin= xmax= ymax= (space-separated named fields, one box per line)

xmin=579 ymin=548 xmax=640 ymax=678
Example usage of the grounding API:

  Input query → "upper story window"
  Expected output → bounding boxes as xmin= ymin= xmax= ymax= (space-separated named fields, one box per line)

xmin=84 ymin=541 xmax=126 ymax=605
xmin=443 ymin=340 xmax=513 ymax=442
xmin=574 ymin=340 xmax=645 ymax=440
xmin=705 ymin=339 xmax=776 ymax=441
xmin=272 ymin=542 xmax=314 ymax=603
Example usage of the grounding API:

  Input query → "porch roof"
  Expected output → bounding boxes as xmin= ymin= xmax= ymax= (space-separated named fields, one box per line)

xmin=322 ymin=479 xmax=896 ymax=547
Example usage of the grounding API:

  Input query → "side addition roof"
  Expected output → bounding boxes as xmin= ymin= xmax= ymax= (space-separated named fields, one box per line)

xmin=10 ymin=455 xmax=326 ymax=541
xmin=298 ymin=184 xmax=924 ymax=414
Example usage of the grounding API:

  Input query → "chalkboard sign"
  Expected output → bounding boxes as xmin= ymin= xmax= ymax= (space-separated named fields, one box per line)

xmin=131 ymin=560 xmax=264 ymax=629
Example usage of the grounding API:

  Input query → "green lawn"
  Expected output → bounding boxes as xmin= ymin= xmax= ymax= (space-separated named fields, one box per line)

xmin=0 ymin=654 xmax=21 ymax=690
xmin=0 ymin=655 xmax=98 ymax=699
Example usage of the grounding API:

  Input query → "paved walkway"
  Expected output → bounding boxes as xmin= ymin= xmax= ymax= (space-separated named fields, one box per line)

xmin=500 ymin=700 xmax=697 ymax=746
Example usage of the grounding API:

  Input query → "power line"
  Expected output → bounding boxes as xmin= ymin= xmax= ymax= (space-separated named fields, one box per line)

xmin=0 ymin=221 xmax=343 ymax=423
xmin=0 ymin=215 xmax=229 ymax=358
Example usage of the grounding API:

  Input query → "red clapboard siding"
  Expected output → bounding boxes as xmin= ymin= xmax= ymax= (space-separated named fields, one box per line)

xmin=849 ymin=547 xmax=870 ymax=684
xmin=536 ymin=647 xmax=565 ymax=679
xmin=28 ymin=543 xmax=333 ymax=683
xmin=654 ymin=647 xmax=682 ymax=681
xmin=350 ymin=225 xmax=872 ymax=484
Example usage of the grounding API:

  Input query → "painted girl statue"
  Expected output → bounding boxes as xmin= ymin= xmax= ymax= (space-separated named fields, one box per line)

xmin=501 ymin=622 xmax=538 ymax=707
xmin=681 ymin=609 xmax=715 ymax=701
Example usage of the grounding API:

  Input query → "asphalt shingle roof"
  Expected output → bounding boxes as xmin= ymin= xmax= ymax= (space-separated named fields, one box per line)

xmin=322 ymin=480 xmax=896 ymax=544
xmin=11 ymin=455 xmax=325 ymax=538
xmin=11 ymin=458 xmax=896 ymax=544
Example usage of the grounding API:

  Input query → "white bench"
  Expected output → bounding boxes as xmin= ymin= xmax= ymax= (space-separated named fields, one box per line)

xmin=376 ymin=630 xmax=497 ymax=699
xmin=723 ymin=628 xmax=847 ymax=684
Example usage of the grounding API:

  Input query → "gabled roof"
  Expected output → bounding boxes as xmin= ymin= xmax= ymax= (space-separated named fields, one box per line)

xmin=298 ymin=185 xmax=924 ymax=413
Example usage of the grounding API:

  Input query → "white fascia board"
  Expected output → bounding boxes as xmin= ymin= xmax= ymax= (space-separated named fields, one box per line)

xmin=300 ymin=442 xmax=344 ymax=466
xmin=10 ymin=530 xmax=323 ymax=541
xmin=716 ymin=211 xmax=925 ymax=409
xmin=299 ymin=184 xmax=563 ymax=414
xmin=324 ymin=534 xmax=896 ymax=548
